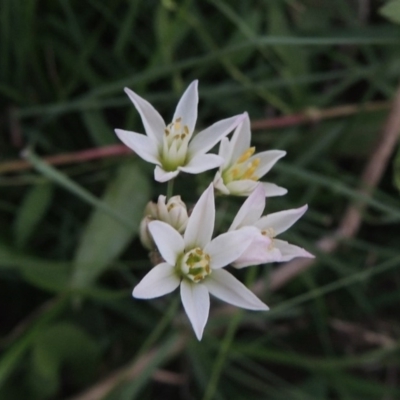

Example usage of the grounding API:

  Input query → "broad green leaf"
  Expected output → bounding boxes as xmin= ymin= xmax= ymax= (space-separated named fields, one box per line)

xmin=380 ymin=1 xmax=400 ymax=24
xmin=31 ymin=322 xmax=100 ymax=399
xmin=0 ymin=242 xmax=71 ymax=292
xmin=72 ymin=161 xmax=150 ymax=287
xmin=82 ymin=110 xmax=117 ymax=146
xmin=13 ymin=183 xmax=54 ymax=249
xmin=0 ymin=296 xmax=68 ymax=389
xmin=24 ymin=150 xmax=134 ymax=230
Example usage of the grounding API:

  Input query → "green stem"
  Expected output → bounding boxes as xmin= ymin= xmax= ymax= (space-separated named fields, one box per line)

xmin=166 ymin=179 xmax=175 ymax=200
xmin=202 ymin=267 xmax=258 ymax=400
xmin=136 ymin=295 xmax=180 ymax=357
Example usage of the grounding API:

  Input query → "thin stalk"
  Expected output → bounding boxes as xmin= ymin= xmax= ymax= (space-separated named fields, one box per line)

xmin=166 ymin=179 xmax=174 ymax=200
xmin=202 ymin=268 xmax=258 ymax=400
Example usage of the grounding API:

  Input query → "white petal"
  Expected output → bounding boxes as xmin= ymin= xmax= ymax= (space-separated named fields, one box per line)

xmin=230 ymin=112 xmax=251 ymax=162
xmin=274 ymin=239 xmax=314 ymax=262
xmin=124 ymin=87 xmax=165 ymax=145
xmin=154 ymin=165 xmax=180 ymax=182
xmin=232 ymin=234 xmax=282 ymax=268
xmin=229 ymin=184 xmax=266 ymax=230
xmin=133 ymin=263 xmax=180 ymax=299
xmin=172 ymin=80 xmax=198 ymax=135
xmin=218 ymin=137 xmax=232 ymax=169
xmin=148 ymin=221 xmax=184 ymax=265
xmin=213 ymin=171 xmax=230 ymax=195
xmin=188 ymin=114 xmax=245 ymax=157
xmin=204 ymin=269 xmax=268 ymax=310
xmin=184 ymin=184 xmax=215 ymax=249
xmin=204 ymin=227 xmax=257 ymax=269
xmin=180 ymin=280 xmax=210 ymax=340
xmin=260 ymin=182 xmax=288 ymax=197
xmin=179 ymin=154 xmax=223 ymax=174
xmin=157 ymin=195 xmax=169 ymax=223
xmin=252 ymin=150 xmax=286 ymax=178
xmin=226 ymin=180 xmax=258 ymax=196
xmin=254 ymin=205 xmax=308 ymax=235
xmin=114 ymin=129 xmax=160 ymax=165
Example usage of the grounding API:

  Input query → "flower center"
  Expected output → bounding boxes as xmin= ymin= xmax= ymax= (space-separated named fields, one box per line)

xmin=180 ymin=247 xmax=211 ymax=283
xmin=261 ymin=228 xmax=276 ymax=250
xmin=161 ymin=117 xmax=191 ymax=171
xmin=222 ymin=147 xmax=260 ymax=183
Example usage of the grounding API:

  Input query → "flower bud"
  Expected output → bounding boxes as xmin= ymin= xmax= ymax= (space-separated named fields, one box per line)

xmin=139 ymin=195 xmax=189 ymax=250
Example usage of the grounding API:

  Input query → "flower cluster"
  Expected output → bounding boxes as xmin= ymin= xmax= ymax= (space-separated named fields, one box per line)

xmin=115 ymin=80 xmax=313 ymax=340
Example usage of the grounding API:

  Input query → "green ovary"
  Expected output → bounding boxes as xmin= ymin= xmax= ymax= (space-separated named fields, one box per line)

xmin=179 ymin=247 xmax=211 ymax=283
xmin=161 ymin=117 xmax=190 ymax=171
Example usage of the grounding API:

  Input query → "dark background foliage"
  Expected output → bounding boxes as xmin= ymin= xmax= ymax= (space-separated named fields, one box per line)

xmin=1 ymin=0 xmax=400 ymax=399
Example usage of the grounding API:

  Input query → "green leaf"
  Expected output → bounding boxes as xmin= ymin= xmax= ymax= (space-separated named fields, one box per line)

xmin=82 ymin=110 xmax=117 ymax=146
xmin=380 ymin=1 xmax=400 ymax=24
xmin=72 ymin=161 xmax=151 ymax=287
xmin=24 ymin=149 xmax=135 ymax=231
xmin=0 ymin=296 xmax=68 ymax=389
xmin=0 ymin=242 xmax=71 ymax=292
xmin=30 ymin=322 xmax=100 ymax=398
xmin=13 ymin=183 xmax=54 ymax=249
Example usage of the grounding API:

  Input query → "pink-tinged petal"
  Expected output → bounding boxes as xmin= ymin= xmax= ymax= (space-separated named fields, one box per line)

xmin=180 ymin=280 xmax=210 ymax=340
xmin=188 ymin=114 xmax=246 ymax=157
xmin=260 ymin=182 xmax=288 ymax=197
xmin=254 ymin=205 xmax=308 ymax=235
xmin=226 ymin=179 xmax=258 ymax=196
xmin=274 ymin=239 xmax=314 ymax=262
xmin=133 ymin=262 xmax=180 ymax=299
xmin=184 ymin=184 xmax=215 ymax=249
xmin=204 ymin=227 xmax=257 ymax=269
xmin=230 ymin=112 xmax=252 ymax=162
xmin=173 ymin=80 xmax=198 ymax=135
xmin=124 ymin=87 xmax=165 ymax=145
xmin=204 ymin=269 xmax=269 ymax=310
xmin=148 ymin=221 xmax=184 ymax=265
xmin=115 ymin=129 xmax=160 ymax=165
xmin=229 ymin=184 xmax=266 ymax=230
xmin=252 ymin=150 xmax=286 ymax=178
xmin=218 ymin=137 xmax=232 ymax=169
xmin=213 ymin=171 xmax=230 ymax=195
xmin=232 ymin=234 xmax=282 ymax=268
xmin=154 ymin=166 xmax=180 ymax=182
xmin=179 ymin=154 xmax=223 ymax=174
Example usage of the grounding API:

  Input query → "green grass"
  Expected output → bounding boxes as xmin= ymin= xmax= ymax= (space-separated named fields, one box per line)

xmin=1 ymin=0 xmax=400 ymax=399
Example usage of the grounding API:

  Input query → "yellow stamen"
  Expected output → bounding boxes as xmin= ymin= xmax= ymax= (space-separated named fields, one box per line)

xmin=237 ymin=147 xmax=255 ymax=163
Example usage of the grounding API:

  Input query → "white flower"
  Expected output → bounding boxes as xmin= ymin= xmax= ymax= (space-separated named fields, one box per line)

xmin=213 ymin=112 xmax=287 ymax=197
xmin=229 ymin=184 xmax=314 ymax=268
xmin=115 ymin=80 xmax=245 ymax=182
xmin=133 ymin=184 xmax=268 ymax=340
xmin=140 ymin=195 xmax=189 ymax=250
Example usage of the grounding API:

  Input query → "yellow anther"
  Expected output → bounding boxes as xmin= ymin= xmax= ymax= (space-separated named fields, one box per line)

xmin=164 ymin=128 xmax=170 ymax=136
xmin=180 ymin=134 xmax=186 ymax=140
xmin=183 ymin=125 xmax=189 ymax=134
xmin=176 ymin=117 xmax=182 ymax=122
xmin=237 ymin=147 xmax=256 ymax=163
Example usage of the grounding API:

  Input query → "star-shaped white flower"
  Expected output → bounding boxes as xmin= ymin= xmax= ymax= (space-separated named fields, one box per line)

xmin=213 ymin=112 xmax=287 ymax=197
xmin=133 ymin=184 xmax=268 ymax=340
xmin=229 ymin=184 xmax=314 ymax=268
xmin=115 ymin=80 xmax=245 ymax=182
